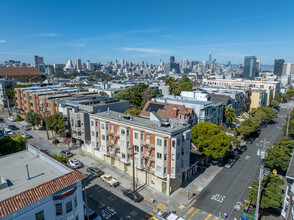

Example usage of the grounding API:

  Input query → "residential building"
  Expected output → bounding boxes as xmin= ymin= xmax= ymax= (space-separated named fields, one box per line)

xmin=0 ymin=67 xmax=45 ymax=82
xmin=273 ymin=59 xmax=285 ymax=76
xmin=0 ymin=78 xmax=17 ymax=106
xmin=88 ymin=87 xmax=121 ymax=98
xmin=0 ymin=144 xmax=86 ymax=220
xmin=283 ymin=151 xmax=294 ymax=219
xmin=249 ymin=89 xmax=267 ymax=111
xmin=88 ymin=110 xmax=191 ymax=195
xmin=140 ymin=100 xmax=197 ymax=126
xmin=243 ymin=56 xmax=257 ymax=80
xmin=282 ymin=63 xmax=294 ymax=76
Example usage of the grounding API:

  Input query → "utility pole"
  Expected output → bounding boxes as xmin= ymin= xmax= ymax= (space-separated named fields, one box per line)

xmin=42 ymin=103 xmax=50 ymax=140
xmin=255 ymin=139 xmax=269 ymax=220
xmin=6 ymin=96 xmax=11 ymax=116
xmin=286 ymin=108 xmax=292 ymax=137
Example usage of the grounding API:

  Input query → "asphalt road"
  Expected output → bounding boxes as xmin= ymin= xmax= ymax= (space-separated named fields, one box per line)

xmin=0 ymin=111 xmax=154 ymax=220
xmin=192 ymin=108 xmax=287 ymax=220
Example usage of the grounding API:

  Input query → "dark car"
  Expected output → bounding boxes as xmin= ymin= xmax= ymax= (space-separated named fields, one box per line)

xmin=239 ymin=145 xmax=247 ymax=153
xmin=123 ymin=190 xmax=144 ymax=203
xmin=60 ymin=150 xmax=73 ymax=157
xmin=86 ymin=167 xmax=104 ymax=177
xmin=246 ymin=138 xmax=254 ymax=144
xmin=8 ymin=125 xmax=17 ymax=130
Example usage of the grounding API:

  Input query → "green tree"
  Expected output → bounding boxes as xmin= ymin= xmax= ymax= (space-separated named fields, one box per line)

xmin=51 ymin=154 xmax=69 ymax=163
xmin=229 ymin=136 xmax=241 ymax=150
xmin=283 ymin=109 xmax=294 ymax=135
xmin=191 ymin=122 xmax=231 ymax=159
xmin=264 ymin=137 xmax=294 ymax=172
xmin=249 ymin=174 xmax=284 ymax=210
xmin=142 ymin=88 xmax=156 ymax=105
xmin=238 ymin=117 xmax=258 ymax=137
xmin=286 ymin=90 xmax=294 ymax=99
xmin=0 ymin=134 xmax=27 ymax=155
xmin=169 ymin=83 xmax=181 ymax=96
xmin=256 ymin=106 xmax=277 ymax=120
xmin=6 ymin=84 xmax=30 ymax=100
xmin=99 ymin=91 xmax=108 ymax=96
xmin=47 ymin=114 xmax=66 ymax=138
xmin=25 ymin=112 xmax=41 ymax=130
xmin=179 ymin=81 xmax=193 ymax=91
xmin=165 ymin=76 xmax=175 ymax=86
xmin=16 ymin=114 xmax=23 ymax=122
xmin=124 ymin=108 xmax=141 ymax=116
xmin=271 ymin=100 xmax=280 ymax=108
xmin=253 ymin=110 xmax=267 ymax=126
xmin=224 ymin=106 xmax=236 ymax=126
xmin=178 ymin=74 xmax=190 ymax=85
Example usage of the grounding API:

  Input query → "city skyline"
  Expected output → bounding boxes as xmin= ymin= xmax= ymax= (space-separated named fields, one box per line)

xmin=1 ymin=0 xmax=294 ymax=64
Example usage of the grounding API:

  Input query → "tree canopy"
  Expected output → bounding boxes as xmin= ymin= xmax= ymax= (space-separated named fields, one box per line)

xmin=124 ymin=108 xmax=141 ymax=116
xmin=6 ymin=84 xmax=30 ymax=103
xmin=47 ymin=114 xmax=66 ymax=138
xmin=0 ymin=134 xmax=27 ymax=155
xmin=224 ymin=106 xmax=236 ymax=125
xmin=238 ymin=117 xmax=259 ymax=137
xmin=25 ymin=112 xmax=41 ymax=129
xmin=249 ymin=174 xmax=284 ymax=210
xmin=191 ymin=122 xmax=231 ymax=159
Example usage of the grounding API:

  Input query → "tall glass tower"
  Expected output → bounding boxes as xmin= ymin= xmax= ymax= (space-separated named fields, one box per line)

xmin=243 ymin=56 xmax=257 ymax=80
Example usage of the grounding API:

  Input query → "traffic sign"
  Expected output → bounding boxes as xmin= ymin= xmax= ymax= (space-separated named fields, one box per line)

xmin=273 ymin=169 xmax=277 ymax=174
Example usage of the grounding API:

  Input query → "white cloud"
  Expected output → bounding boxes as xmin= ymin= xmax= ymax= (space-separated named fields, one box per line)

xmin=0 ymin=40 xmax=6 ymax=43
xmin=122 ymin=47 xmax=172 ymax=54
xmin=33 ymin=33 xmax=63 ymax=37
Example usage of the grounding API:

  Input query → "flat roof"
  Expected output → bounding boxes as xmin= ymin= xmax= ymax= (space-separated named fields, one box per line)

xmin=0 ymin=150 xmax=66 ymax=201
xmin=155 ymin=96 xmax=214 ymax=106
xmin=91 ymin=110 xmax=190 ymax=135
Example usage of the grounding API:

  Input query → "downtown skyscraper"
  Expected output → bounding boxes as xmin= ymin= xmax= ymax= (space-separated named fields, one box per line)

xmin=243 ymin=56 xmax=257 ymax=80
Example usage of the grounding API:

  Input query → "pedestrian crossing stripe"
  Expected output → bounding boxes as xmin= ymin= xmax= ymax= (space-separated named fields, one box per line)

xmin=202 ymin=211 xmax=206 ymax=215
xmin=178 ymin=204 xmax=185 ymax=209
xmin=188 ymin=209 xmax=200 ymax=220
xmin=153 ymin=209 xmax=158 ymax=213
xmin=205 ymin=214 xmax=212 ymax=220
xmin=149 ymin=212 xmax=154 ymax=216
xmin=157 ymin=204 xmax=165 ymax=210
xmin=183 ymin=207 xmax=195 ymax=218
xmin=213 ymin=217 xmax=219 ymax=220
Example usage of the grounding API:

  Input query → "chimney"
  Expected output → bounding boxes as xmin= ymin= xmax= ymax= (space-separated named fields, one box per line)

xmin=173 ymin=106 xmax=178 ymax=119
xmin=25 ymin=164 xmax=30 ymax=180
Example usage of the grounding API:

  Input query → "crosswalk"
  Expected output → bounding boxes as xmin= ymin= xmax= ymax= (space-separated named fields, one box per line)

xmin=182 ymin=207 xmax=220 ymax=220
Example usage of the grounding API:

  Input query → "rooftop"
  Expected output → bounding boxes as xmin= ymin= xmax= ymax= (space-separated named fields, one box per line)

xmin=0 ymin=67 xmax=42 ymax=76
xmin=154 ymin=96 xmax=214 ymax=106
xmin=91 ymin=110 xmax=190 ymax=135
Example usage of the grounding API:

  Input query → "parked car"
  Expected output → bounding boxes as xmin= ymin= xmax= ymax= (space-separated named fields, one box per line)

xmin=264 ymin=169 xmax=271 ymax=176
xmin=224 ymin=159 xmax=236 ymax=169
xmin=4 ymin=128 xmax=14 ymax=136
xmin=21 ymin=125 xmax=31 ymax=131
xmin=7 ymin=116 xmax=16 ymax=122
xmin=100 ymin=174 xmax=120 ymax=187
xmin=246 ymin=138 xmax=254 ymax=144
xmin=8 ymin=125 xmax=17 ymax=130
xmin=87 ymin=167 xmax=104 ymax=177
xmin=123 ymin=189 xmax=144 ymax=203
xmin=88 ymin=208 xmax=102 ymax=220
xmin=67 ymin=158 xmax=82 ymax=169
xmin=22 ymin=132 xmax=31 ymax=138
xmin=60 ymin=150 xmax=73 ymax=157
xmin=239 ymin=145 xmax=247 ymax=153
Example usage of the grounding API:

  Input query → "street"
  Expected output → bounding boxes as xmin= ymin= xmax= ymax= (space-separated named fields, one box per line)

xmin=189 ymin=108 xmax=286 ymax=220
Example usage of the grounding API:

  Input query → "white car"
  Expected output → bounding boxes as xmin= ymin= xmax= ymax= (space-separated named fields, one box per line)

xmin=4 ymin=128 xmax=14 ymax=136
xmin=22 ymin=132 xmax=31 ymax=138
xmin=67 ymin=158 xmax=82 ymax=169
xmin=7 ymin=116 xmax=16 ymax=122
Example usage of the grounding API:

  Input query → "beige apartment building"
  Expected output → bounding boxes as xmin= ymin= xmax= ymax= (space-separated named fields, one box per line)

xmin=249 ymin=90 xmax=268 ymax=111
xmin=87 ymin=110 xmax=191 ymax=195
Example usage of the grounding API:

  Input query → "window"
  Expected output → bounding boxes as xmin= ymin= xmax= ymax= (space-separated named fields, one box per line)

xmin=122 ymin=153 xmax=126 ymax=159
xmin=156 ymin=166 xmax=161 ymax=173
xmin=141 ymin=133 xmax=143 ymax=140
xmin=35 ymin=210 xmax=44 ymax=220
xmin=47 ymin=103 xmax=50 ymax=108
xmin=95 ymin=121 xmax=98 ymax=127
xmin=157 ymin=153 xmax=162 ymax=160
xmin=66 ymin=201 xmax=72 ymax=213
xmin=102 ymin=135 xmax=105 ymax=140
xmin=92 ymin=131 xmax=95 ymax=136
xmin=30 ymin=96 xmax=32 ymax=100
xmin=111 ymin=124 xmax=114 ymax=130
xmin=146 ymin=134 xmax=150 ymax=141
xmin=127 ymin=129 xmax=130 ymax=136
xmin=77 ymin=121 xmax=81 ymax=127
xmin=171 ymin=154 xmax=175 ymax=161
xmin=134 ymin=132 xmax=139 ymax=139
xmin=177 ymin=138 xmax=181 ymax=147
xmin=127 ymin=142 xmax=130 ymax=149
xmin=30 ymin=103 xmax=33 ymax=107
xmin=157 ymin=138 xmax=162 ymax=146
xmin=164 ymin=154 xmax=167 ymax=161
xmin=74 ymin=195 xmax=77 ymax=207
xmin=171 ymin=167 xmax=175 ymax=174
xmin=91 ymin=121 xmax=94 ymax=126
xmin=121 ymin=140 xmax=125 ymax=147
xmin=25 ymin=107 xmax=27 ymax=110
xmin=96 ymin=132 xmax=99 ymax=137
xmin=24 ymin=100 xmax=26 ymax=104
xmin=172 ymin=140 xmax=176 ymax=148
xmin=134 ymin=145 xmax=139 ymax=152
xmin=47 ymin=111 xmax=51 ymax=115
xmin=164 ymin=167 xmax=167 ymax=174
xmin=121 ymin=129 xmax=125 ymax=136
xmin=106 ymin=123 xmax=109 ymax=130
xmin=164 ymin=139 xmax=168 ymax=147
xmin=101 ymin=123 xmax=105 ymax=129
xmin=55 ymin=203 xmax=63 ymax=216
xmin=23 ymin=94 xmax=26 ymax=97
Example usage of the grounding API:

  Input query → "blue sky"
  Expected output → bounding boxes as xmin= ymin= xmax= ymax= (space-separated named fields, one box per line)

xmin=1 ymin=0 xmax=294 ymax=65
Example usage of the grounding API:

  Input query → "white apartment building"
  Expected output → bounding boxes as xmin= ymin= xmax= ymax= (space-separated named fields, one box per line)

xmin=0 ymin=144 xmax=86 ymax=220
xmin=282 ymin=63 xmax=294 ymax=76
xmin=87 ymin=111 xmax=191 ymax=195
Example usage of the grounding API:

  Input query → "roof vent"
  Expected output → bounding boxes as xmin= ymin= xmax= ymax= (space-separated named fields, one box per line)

xmin=161 ymin=122 xmax=170 ymax=127
xmin=123 ymin=114 xmax=131 ymax=120
xmin=0 ymin=176 xmax=8 ymax=190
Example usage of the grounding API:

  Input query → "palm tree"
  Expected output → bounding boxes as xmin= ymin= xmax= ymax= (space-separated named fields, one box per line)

xmin=165 ymin=76 xmax=175 ymax=86
xmin=224 ymin=106 xmax=236 ymax=127
xmin=170 ymin=84 xmax=181 ymax=96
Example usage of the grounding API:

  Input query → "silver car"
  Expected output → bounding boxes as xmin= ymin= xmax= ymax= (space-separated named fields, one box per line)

xmin=67 ymin=158 xmax=82 ymax=169
xmin=224 ymin=159 xmax=236 ymax=169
